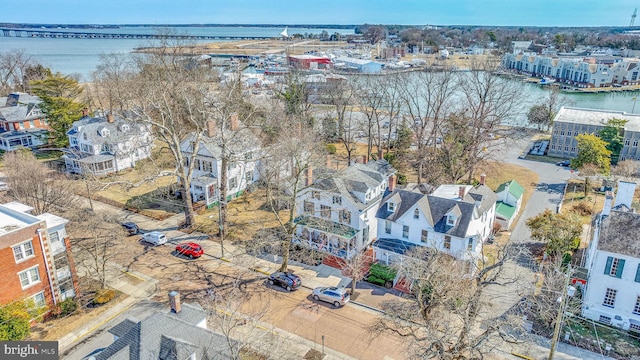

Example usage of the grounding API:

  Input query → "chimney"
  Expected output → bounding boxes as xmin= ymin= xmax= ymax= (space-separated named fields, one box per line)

xmin=206 ymin=120 xmax=216 ymax=138
xmin=106 ymin=113 xmax=114 ymax=123
xmin=480 ymin=173 xmax=486 ymax=186
xmin=169 ymin=291 xmax=181 ymax=313
xmin=229 ymin=112 xmax=239 ymax=131
xmin=388 ymin=175 xmax=397 ymax=192
xmin=378 ymin=149 xmax=384 ymax=160
xmin=458 ymin=186 xmax=466 ymax=199
xmin=305 ymin=166 xmax=313 ymax=186
xmin=362 ymin=155 xmax=368 ymax=164
xmin=82 ymin=107 xmax=89 ymax=117
xmin=602 ymin=191 xmax=613 ymax=217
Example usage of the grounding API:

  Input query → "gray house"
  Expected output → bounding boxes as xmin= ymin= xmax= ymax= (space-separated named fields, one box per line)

xmin=96 ymin=292 xmax=234 ymax=360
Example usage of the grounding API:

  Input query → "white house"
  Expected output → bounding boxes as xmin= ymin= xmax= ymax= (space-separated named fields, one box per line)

xmin=62 ymin=112 xmax=153 ymax=175
xmin=293 ymin=159 xmax=396 ymax=260
xmin=582 ymin=181 xmax=640 ymax=332
xmin=0 ymin=92 xmax=49 ymax=151
xmin=374 ymin=179 xmax=497 ymax=266
xmin=494 ymin=179 xmax=525 ymax=230
xmin=179 ymin=119 xmax=261 ymax=207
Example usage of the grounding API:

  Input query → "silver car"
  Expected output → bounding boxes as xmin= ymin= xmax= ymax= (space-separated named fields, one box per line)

xmin=312 ymin=287 xmax=350 ymax=307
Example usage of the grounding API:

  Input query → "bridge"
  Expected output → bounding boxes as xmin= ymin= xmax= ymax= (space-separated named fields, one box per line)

xmin=0 ymin=28 xmax=273 ymax=40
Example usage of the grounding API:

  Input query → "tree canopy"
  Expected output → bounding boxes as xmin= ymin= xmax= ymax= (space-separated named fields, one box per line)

xmin=526 ymin=209 xmax=582 ymax=256
xmin=30 ymin=73 xmax=86 ymax=147
xmin=572 ymin=133 xmax=612 ymax=175
xmin=598 ymin=118 xmax=627 ymax=165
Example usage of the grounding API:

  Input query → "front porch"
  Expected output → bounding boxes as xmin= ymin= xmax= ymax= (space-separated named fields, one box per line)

xmin=63 ymin=153 xmax=115 ymax=176
xmin=293 ymin=215 xmax=360 ymax=259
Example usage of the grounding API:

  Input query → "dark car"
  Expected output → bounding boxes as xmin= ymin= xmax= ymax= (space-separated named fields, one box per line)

xmin=556 ymin=160 xmax=571 ymax=167
xmin=268 ymin=271 xmax=301 ymax=291
xmin=121 ymin=222 xmax=139 ymax=235
xmin=175 ymin=242 xmax=204 ymax=259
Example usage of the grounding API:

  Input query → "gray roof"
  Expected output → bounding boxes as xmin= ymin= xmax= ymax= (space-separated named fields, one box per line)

xmin=554 ymin=107 xmax=640 ymax=132
xmin=96 ymin=303 xmax=233 ymax=360
xmin=377 ymin=185 xmax=497 ymax=238
xmin=68 ymin=115 xmax=150 ymax=146
xmin=310 ymin=160 xmax=396 ymax=210
xmin=0 ymin=93 xmax=43 ymax=123
xmin=597 ymin=207 xmax=640 ymax=258
xmin=0 ymin=128 xmax=48 ymax=139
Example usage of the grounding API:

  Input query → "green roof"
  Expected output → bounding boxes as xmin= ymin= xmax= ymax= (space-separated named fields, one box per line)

xmin=495 ymin=180 xmax=525 ymax=199
xmin=495 ymin=202 xmax=517 ymax=220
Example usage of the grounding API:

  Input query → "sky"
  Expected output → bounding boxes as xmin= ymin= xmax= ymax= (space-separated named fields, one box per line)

xmin=3 ymin=0 xmax=639 ymax=27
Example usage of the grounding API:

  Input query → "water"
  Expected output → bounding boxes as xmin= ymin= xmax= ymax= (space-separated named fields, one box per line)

xmin=2 ymin=25 xmax=640 ymax=116
xmin=0 ymin=25 xmax=354 ymax=81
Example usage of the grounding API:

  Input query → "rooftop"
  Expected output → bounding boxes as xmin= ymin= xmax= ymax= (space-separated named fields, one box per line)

xmin=554 ymin=107 xmax=640 ymax=132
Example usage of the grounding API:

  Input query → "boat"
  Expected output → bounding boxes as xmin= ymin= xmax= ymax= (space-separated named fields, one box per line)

xmin=539 ymin=77 xmax=556 ymax=85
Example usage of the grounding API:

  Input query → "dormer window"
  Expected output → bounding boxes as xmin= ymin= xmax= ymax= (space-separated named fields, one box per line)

xmin=413 ymin=208 xmax=419 ymax=219
xmin=332 ymin=196 xmax=342 ymax=205
xmin=388 ymin=202 xmax=395 ymax=212
xmin=447 ymin=215 xmax=456 ymax=226
xmin=119 ymin=124 xmax=130 ymax=132
xmin=99 ymin=128 xmax=110 ymax=137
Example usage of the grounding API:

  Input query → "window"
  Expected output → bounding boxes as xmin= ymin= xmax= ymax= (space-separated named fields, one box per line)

xmin=312 ymin=191 xmax=320 ymax=200
xmin=467 ymin=238 xmax=474 ymax=250
xmin=49 ymin=230 xmax=59 ymax=244
xmin=636 ymin=263 xmax=640 ymax=283
xmin=244 ymin=151 xmax=253 ymax=160
xmin=388 ymin=202 xmax=395 ymax=212
xmin=332 ymin=196 xmax=342 ymax=205
xmin=567 ymin=130 xmax=572 ymax=136
xmin=604 ymin=257 xmax=625 ymax=278
xmin=320 ymin=205 xmax=331 ymax=219
xmin=634 ymin=139 xmax=639 ymax=147
xmin=29 ymin=291 xmax=46 ymax=309
xmin=413 ymin=209 xmax=419 ymax=219
xmin=18 ymin=266 xmax=40 ymax=288
xmin=245 ymin=171 xmax=252 ymax=184
xmin=228 ymin=177 xmax=237 ymax=189
xmin=385 ymin=220 xmax=391 ymax=234
xmin=603 ymin=288 xmax=617 ymax=307
xmin=599 ymin=315 xmax=612 ymax=325
xmin=560 ymin=130 xmax=565 ymax=135
xmin=634 ymin=296 xmax=640 ymax=315
xmin=304 ymin=201 xmax=314 ymax=214
xmin=631 ymin=323 xmax=640 ymax=333
xmin=13 ymin=240 xmax=35 ymax=262
xmin=339 ymin=209 xmax=351 ymax=224
xmin=447 ymin=215 xmax=455 ymax=226
xmin=29 ymin=120 xmax=35 ymax=128
xmin=444 ymin=236 xmax=451 ymax=249
xmin=228 ymin=162 xmax=236 ymax=171
xmin=402 ymin=225 xmax=409 ymax=238
xmin=421 ymin=230 xmax=428 ymax=242
xmin=19 ymin=122 xmax=24 ymax=129
xmin=625 ymin=138 xmax=631 ymax=146
xmin=202 ymin=160 xmax=212 ymax=173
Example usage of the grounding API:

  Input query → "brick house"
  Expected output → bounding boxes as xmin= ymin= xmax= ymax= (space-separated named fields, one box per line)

xmin=0 ymin=202 xmax=78 ymax=315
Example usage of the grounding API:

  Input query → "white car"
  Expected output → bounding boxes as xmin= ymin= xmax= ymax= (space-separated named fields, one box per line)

xmin=312 ymin=287 xmax=350 ymax=307
xmin=141 ymin=231 xmax=167 ymax=245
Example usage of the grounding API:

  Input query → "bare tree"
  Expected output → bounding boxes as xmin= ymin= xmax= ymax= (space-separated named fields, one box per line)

xmin=398 ymin=68 xmax=457 ymax=184
xmin=0 ymin=49 xmax=38 ymax=93
xmin=66 ymin=209 xmax=122 ymax=290
xmin=342 ymin=248 xmax=373 ymax=297
xmin=612 ymin=159 xmax=640 ymax=179
xmin=259 ymin=117 xmax=324 ymax=272
xmin=323 ymin=77 xmax=356 ymax=163
xmin=527 ymin=87 xmax=572 ymax=131
xmin=369 ymin=245 xmax=523 ymax=359
xmin=94 ymin=36 xmax=224 ymax=227
xmin=2 ymin=149 xmax=77 ymax=215
xmin=352 ymin=75 xmax=387 ymax=159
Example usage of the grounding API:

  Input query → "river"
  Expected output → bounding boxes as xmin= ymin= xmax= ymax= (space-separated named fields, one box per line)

xmin=2 ymin=25 xmax=640 ymax=116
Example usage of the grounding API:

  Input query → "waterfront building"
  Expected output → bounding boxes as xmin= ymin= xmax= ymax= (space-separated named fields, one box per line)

xmin=334 ymin=56 xmax=383 ymax=73
xmin=549 ymin=107 xmax=640 ymax=161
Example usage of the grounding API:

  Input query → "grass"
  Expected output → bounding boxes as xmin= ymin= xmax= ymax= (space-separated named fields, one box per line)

xmin=565 ymin=317 xmax=640 ymax=358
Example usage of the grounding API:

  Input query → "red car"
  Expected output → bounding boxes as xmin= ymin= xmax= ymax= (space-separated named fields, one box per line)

xmin=175 ymin=242 xmax=204 ymax=259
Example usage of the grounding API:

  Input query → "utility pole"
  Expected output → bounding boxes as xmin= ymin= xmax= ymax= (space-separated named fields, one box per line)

xmin=217 ymin=195 xmax=225 ymax=259
xmin=549 ymin=264 xmax=572 ymax=360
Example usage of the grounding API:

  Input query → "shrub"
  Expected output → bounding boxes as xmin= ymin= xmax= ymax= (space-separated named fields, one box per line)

xmin=58 ymin=298 xmax=78 ymax=316
xmin=492 ymin=222 xmax=502 ymax=234
xmin=0 ymin=302 xmax=31 ymax=340
xmin=366 ymin=275 xmax=386 ymax=286
xmin=325 ymin=144 xmax=336 ymax=154
xmin=369 ymin=263 xmax=397 ymax=282
xmin=572 ymin=202 xmax=594 ymax=216
xmin=93 ymin=289 xmax=115 ymax=304
xmin=396 ymin=173 xmax=407 ymax=185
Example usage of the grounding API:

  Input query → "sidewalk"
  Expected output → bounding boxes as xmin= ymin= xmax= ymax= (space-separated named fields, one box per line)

xmin=66 ymin=199 xmax=612 ymax=360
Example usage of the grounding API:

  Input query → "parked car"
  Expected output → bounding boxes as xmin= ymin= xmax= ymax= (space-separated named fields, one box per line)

xmin=312 ymin=287 xmax=350 ymax=307
xmin=141 ymin=231 xmax=167 ymax=245
xmin=121 ymin=222 xmax=139 ymax=235
xmin=175 ymin=242 xmax=204 ymax=259
xmin=556 ymin=160 xmax=571 ymax=167
xmin=268 ymin=271 xmax=301 ymax=291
